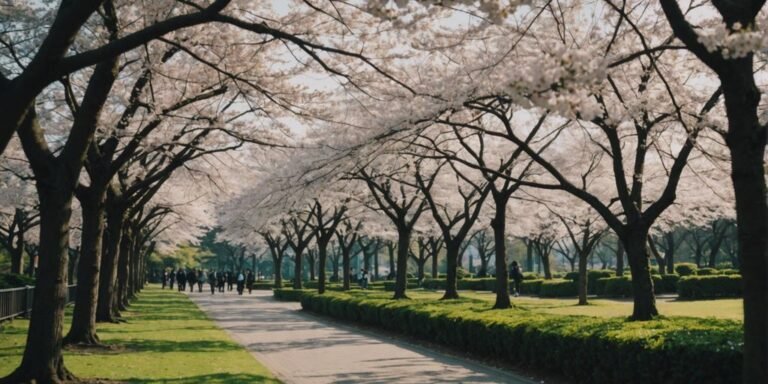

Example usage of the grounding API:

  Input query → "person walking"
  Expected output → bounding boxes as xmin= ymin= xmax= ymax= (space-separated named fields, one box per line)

xmin=227 ymin=271 xmax=235 ymax=292
xmin=169 ymin=269 xmax=176 ymax=290
xmin=197 ymin=269 xmax=205 ymax=292
xmin=217 ymin=271 xmax=226 ymax=293
xmin=361 ymin=268 xmax=369 ymax=289
xmin=208 ymin=270 xmax=217 ymax=294
xmin=188 ymin=269 xmax=197 ymax=293
xmin=161 ymin=270 xmax=168 ymax=289
xmin=236 ymin=271 xmax=246 ymax=295
xmin=510 ymin=261 xmax=523 ymax=297
xmin=177 ymin=268 xmax=187 ymax=292
xmin=246 ymin=269 xmax=255 ymax=294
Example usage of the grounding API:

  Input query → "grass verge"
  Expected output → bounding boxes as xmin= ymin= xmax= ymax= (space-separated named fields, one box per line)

xmin=0 ymin=286 xmax=280 ymax=383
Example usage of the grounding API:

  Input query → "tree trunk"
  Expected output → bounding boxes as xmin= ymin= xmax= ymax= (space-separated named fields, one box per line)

xmin=65 ymin=191 xmax=106 ymax=346
xmin=97 ymin=203 xmax=124 ymax=322
xmin=577 ymin=251 xmax=588 ymax=306
xmin=388 ymin=243 xmax=396 ymax=277
xmin=442 ymin=243 xmax=459 ymax=300
xmin=393 ymin=227 xmax=410 ymax=299
xmin=664 ymin=233 xmax=675 ymax=274
xmin=373 ymin=248 xmax=379 ymax=280
xmin=273 ymin=256 xmax=283 ymax=288
xmin=616 ymin=240 xmax=625 ymax=276
xmin=721 ymin=66 xmax=767 ymax=384
xmin=342 ymin=248 xmax=351 ymax=291
xmin=491 ymin=204 xmax=511 ymax=309
xmin=431 ymin=246 xmax=438 ymax=278
xmin=416 ymin=260 xmax=425 ymax=281
xmin=116 ymin=229 xmax=131 ymax=311
xmin=318 ymin=243 xmax=328 ymax=294
xmin=10 ymin=222 xmax=24 ymax=274
xmin=540 ymin=250 xmax=552 ymax=279
xmin=525 ymin=242 xmax=534 ymax=272
xmin=308 ymin=254 xmax=316 ymax=281
xmin=623 ymin=231 xmax=658 ymax=320
xmin=293 ymin=250 xmax=303 ymax=289
xmin=2 ymin=182 xmax=76 ymax=383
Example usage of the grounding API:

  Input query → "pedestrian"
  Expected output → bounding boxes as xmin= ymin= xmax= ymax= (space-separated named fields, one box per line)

xmin=169 ymin=269 xmax=176 ymax=290
xmin=236 ymin=271 xmax=245 ymax=295
xmin=510 ymin=261 xmax=523 ymax=297
xmin=208 ymin=270 xmax=217 ymax=294
xmin=361 ymin=268 xmax=369 ymax=289
xmin=177 ymin=269 xmax=187 ymax=292
xmin=188 ymin=269 xmax=197 ymax=293
xmin=161 ymin=270 xmax=168 ymax=289
xmin=246 ymin=269 xmax=255 ymax=294
xmin=227 ymin=271 xmax=235 ymax=291
xmin=197 ymin=269 xmax=205 ymax=292
xmin=217 ymin=271 xmax=226 ymax=292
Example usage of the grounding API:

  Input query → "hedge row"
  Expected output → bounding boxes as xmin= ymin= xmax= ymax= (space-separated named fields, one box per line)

xmin=595 ymin=275 xmax=680 ymax=297
xmin=289 ymin=290 xmax=741 ymax=384
xmin=678 ymin=275 xmax=742 ymax=299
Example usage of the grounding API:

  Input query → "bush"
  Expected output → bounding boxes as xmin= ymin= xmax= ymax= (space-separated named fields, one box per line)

xmin=519 ymin=279 xmax=543 ymax=295
xmin=0 ymin=273 xmax=35 ymax=289
xmin=720 ymin=269 xmax=740 ymax=275
xmin=564 ymin=270 xmax=614 ymax=294
xmin=383 ymin=281 xmax=419 ymax=291
xmin=678 ymin=275 xmax=742 ymax=300
xmin=715 ymin=262 xmax=735 ymax=270
xmin=273 ymin=288 xmax=313 ymax=301
xmin=657 ymin=274 xmax=680 ymax=294
xmin=696 ymin=267 xmax=720 ymax=276
xmin=598 ymin=277 xmax=633 ymax=297
xmin=297 ymin=291 xmax=742 ymax=384
xmin=522 ymin=272 xmax=540 ymax=280
xmin=539 ymin=279 xmax=578 ymax=297
xmin=674 ymin=263 xmax=698 ymax=276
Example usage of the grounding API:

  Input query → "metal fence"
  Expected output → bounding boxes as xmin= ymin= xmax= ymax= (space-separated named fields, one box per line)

xmin=0 ymin=284 xmax=77 ymax=321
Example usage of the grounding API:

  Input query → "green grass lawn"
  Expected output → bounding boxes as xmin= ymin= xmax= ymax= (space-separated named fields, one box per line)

xmin=340 ymin=289 xmax=743 ymax=320
xmin=0 ymin=286 xmax=280 ymax=383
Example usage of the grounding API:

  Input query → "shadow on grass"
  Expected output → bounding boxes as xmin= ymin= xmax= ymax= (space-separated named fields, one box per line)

xmin=125 ymin=372 xmax=280 ymax=384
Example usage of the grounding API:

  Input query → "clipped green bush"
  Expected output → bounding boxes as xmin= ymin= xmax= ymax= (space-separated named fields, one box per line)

xmin=0 ymin=273 xmax=35 ymax=289
xmin=674 ymin=262 xmax=698 ymax=276
xmin=599 ymin=277 xmax=633 ymax=297
xmin=522 ymin=272 xmax=540 ymax=280
xmin=273 ymin=288 xmax=313 ymax=301
xmin=696 ymin=267 xmax=720 ymax=276
xmin=678 ymin=275 xmax=742 ymax=300
xmin=564 ymin=270 xmax=614 ymax=294
xmin=657 ymin=274 xmax=680 ymax=294
xmin=720 ymin=269 xmax=740 ymax=275
xmin=539 ymin=279 xmax=578 ymax=297
xmin=296 ymin=291 xmax=742 ymax=384
xmin=519 ymin=279 xmax=543 ymax=295
xmin=383 ymin=281 xmax=419 ymax=291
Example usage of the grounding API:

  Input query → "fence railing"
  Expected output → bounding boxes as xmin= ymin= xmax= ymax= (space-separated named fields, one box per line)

xmin=0 ymin=284 xmax=77 ymax=321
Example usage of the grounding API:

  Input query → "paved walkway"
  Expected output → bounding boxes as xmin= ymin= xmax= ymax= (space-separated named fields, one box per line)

xmin=187 ymin=290 xmax=535 ymax=384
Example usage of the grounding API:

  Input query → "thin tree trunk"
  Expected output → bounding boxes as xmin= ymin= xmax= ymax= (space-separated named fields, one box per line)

xmin=97 ymin=202 xmax=124 ymax=323
xmin=616 ymin=240 xmax=625 ymax=276
xmin=273 ymin=256 xmax=283 ymax=288
xmin=293 ymin=250 xmax=303 ymax=289
xmin=577 ymin=251 xmax=588 ymax=306
xmin=442 ymin=244 xmax=459 ymax=300
xmin=623 ymin=231 xmax=658 ymax=320
xmin=318 ymin=243 xmax=328 ymax=294
xmin=491 ymin=202 xmax=511 ymax=309
xmin=393 ymin=227 xmax=410 ymax=299
xmin=342 ymin=248 xmax=351 ymax=291
xmin=65 ymin=191 xmax=106 ymax=345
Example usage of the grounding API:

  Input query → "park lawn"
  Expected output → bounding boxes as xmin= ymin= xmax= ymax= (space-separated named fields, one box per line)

xmin=343 ymin=289 xmax=742 ymax=320
xmin=0 ymin=286 xmax=280 ymax=384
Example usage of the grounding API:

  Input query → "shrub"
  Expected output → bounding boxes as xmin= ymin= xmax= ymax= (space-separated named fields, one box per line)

xmin=720 ymin=269 xmax=740 ymax=275
xmin=0 ymin=273 xmax=35 ymax=289
xmin=696 ymin=267 xmax=720 ymax=276
xmin=565 ymin=270 xmax=614 ymax=294
xmin=657 ymin=274 xmax=680 ymax=294
xmin=297 ymin=291 xmax=742 ymax=384
xmin=273 ymin=288 xmax=313 ymax=301
xmin=678 ymin=275 xmax=742 ymax=300
xmin=383 ymin=281 xmax=419 ymax=291
xmin=539 ymin=279 xmax=578 ymax=297
xmin=599 ymin=277 xmax=633 ymax=297
xmin=519 ymin=279 xmax=543 ymax=295
xmin=674 ymin=263 xmax=698 ymax=276
xmin=715 ymin=262 xmax=735 ymax=270
xmin=522 ymin=272 xmax=540 ymax=280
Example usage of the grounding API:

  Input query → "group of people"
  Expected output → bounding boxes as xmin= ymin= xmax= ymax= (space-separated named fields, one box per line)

xmin=351 ymin=268 xmax=370 ymax=289
xmin=162 ymin=268 xmax=257 ymax=295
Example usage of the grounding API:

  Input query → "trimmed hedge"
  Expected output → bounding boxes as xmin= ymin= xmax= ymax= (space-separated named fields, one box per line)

xmin=596 ymin=275 xmax=679 ymax=297
xmin=519 ymin=279 xmax=543 ymax=295
xmin=678 ymin=275 xmax=742 ymax=300
xmin=696 ymin=267 xmax=719 ymax=276
xmin=273 ymin=288 xmax=313 ymax=301
xmin=674 ymin=263 xmax=698 ymax=276
xmin=564 ymin=270 xmax=614 ymax=294
xmin=294 ymin=291 xmax=742 ymax=384
xmin=539 ymin=279 xmax=578 ymax=297
xmin=657 ymin=274 xmax=680 ymax=294
xmin=383 ymin=281 xmax=419 ymax=291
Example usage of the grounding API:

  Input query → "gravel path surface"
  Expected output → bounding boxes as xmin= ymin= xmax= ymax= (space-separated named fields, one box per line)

xmin=188 ymin=290 xmax=536 ymax=384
